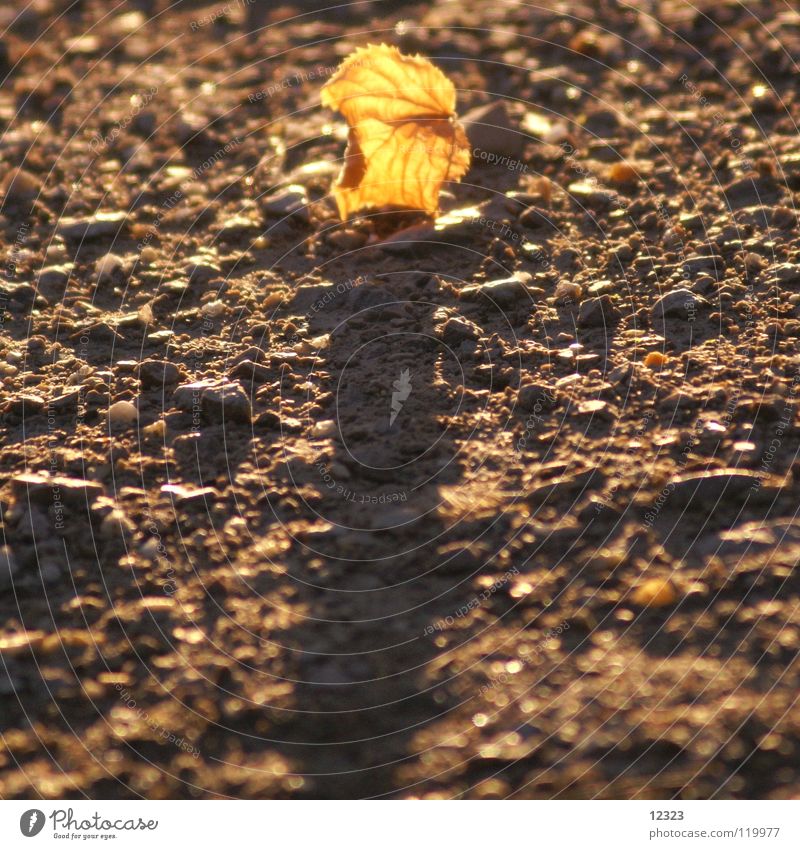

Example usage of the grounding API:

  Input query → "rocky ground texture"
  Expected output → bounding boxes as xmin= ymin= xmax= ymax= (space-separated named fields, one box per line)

xmin=2 ymin=0 xmax=800 ymax=799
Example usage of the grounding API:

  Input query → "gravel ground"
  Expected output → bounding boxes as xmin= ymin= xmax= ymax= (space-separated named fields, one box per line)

xmin=2 ymin=0 xmax=800 ymax=799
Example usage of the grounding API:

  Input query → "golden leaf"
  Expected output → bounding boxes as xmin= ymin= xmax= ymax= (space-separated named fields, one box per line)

xmin=321 ymin=44 xmax=471 ymax=219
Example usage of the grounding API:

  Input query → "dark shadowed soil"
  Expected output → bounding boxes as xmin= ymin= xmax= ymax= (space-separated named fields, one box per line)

xmin=2 ymin=0 xmax=800 ymax=799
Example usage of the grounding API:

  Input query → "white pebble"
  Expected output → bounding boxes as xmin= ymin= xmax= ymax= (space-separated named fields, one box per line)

xmin=312 ymin=420 xmax=337 ymax=437
xmin=95 ymin=253 xmax=126 ymax=283
xmin=140 ymin=246 xmax=159 ymax=265
xmin=107 ymin=400 xmax=139 ymax=426
xmin=201 ymin=299 xmax=225 ymax=318
xmin=66 ymin=364 xmax=93 ymax=386
xmin=138 ymin=537 xmax=161 ymax=560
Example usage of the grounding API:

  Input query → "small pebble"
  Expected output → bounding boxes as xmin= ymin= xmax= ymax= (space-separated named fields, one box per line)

xmin=554 ymin=281 xmax=582 ymax=303
xmin=578 ymin=294 xmax=619 ymax=328
xmin=138 ymin=360 xmax=181 ymax=387
xmin=607 ymin=162 xmax=639 ymax=184
xmin=140 ymin=246 xmax=159 ymax=265
xmin=1 ymin=167 xmax=39 ymax=201
xmin=201 ymin=383 xmax=252 ymax=424
xmin=95 ymin=252 xmax=126 ymax=283
xmin=652 ymin=288 xmax=708 ymax=321
xmin=328 ymin=229 xmax=368 ymax=251
xmin=58 ymin=211 xmax=127 ymax=240
xmin=312 ymin=420 xmax=337 ymax=437
xmin=142 ymin=420 xmax=167 ymax=441
xmin=201 ymin=299 xmax=225 ymax=318
xmin=744 ymin=252 xmax=765 ymax=273
xmin=644 ymin=351 xmax=667 ymax=369
xmin=631 ymin=578 xmax=678 ymax=608
xmin=0 ymin=632 xmax=45 ymax=656
xmin=107 ymin=400 xmax=139 ymax=427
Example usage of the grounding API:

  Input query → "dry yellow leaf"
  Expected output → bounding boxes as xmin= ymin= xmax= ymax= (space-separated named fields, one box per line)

xmin=321 ymin=43 xmax=471 ymax=218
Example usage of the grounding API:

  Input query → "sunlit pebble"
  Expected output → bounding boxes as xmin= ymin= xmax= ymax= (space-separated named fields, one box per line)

xmin=579 ymin=399 xmax=607 ymax=415
xmin=312 ymin=420 xmax=337 ymax=437
xmin=696 ymin=740 xmax=717 ymax=758
xmin=631 ymin=578 xmax=678 ymax=608
xmin=395 ymin=19 xmax=410 ymax=36
xmin=554 ymin=280 xmax=582 ymax=302
xmin=560 ymin=722 xmax=580 ymax=743
xmin=138 ymin=303 xmax=154 ymax=326
xmin=565 ymin=86 xmax=580 ymax=100
xmin=752 ymin=84 xmax=768 ymax=99
xmin=510 ymin=581 xmax=533 ymax=599
xmin=704 ymin=421 xmax=726 ymax=434
xmin=644 ymin=351 xmax=667 ymax=369
xmin=201 ymin=82 xmax=216 ymax=96
xmin=173 ymin=626 xmax=204 ymax=644
xmin=46 ymin=241 xmax=67 ymax=262
xmin=759 ymin=733 xmax=782 ymax=751
xmin=569 ymin=29 xmax=601 ymax=56
xmin=142 ymin=420 xmax=167 ymax=440
xmin=472 ymin=713 xmax=488 ymax=728
xmin=0 ymin=632 xmax=45 ymax=654
xmin=107 ymin=400 xmax=139 ymax=427
xmin=744 ymin=252 xmax=765 ymax=272
xmin=474 ymin=779 xmax=510 ymax=798
xmin=654 ymin=433 xmax=677 ymax=447
xmin=201 ymin=299 xmax=225 ymax=318
xmin=733 ymin=440 xmax=757 ymax=452
xmin=607 ymin=161 xmax=639 ymax=184
xmin=522 ymin=111 xmax=552 ymax=139
xmin=140 ymin=246 xmax=159 ymax=265
xmin=505 ymin=660 xmax=523 ymax=674
xmin=139 ymin=538 xmax=161 ymax=560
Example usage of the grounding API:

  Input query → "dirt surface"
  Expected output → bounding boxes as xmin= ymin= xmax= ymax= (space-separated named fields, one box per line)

xmin=2 ymin=0 xmax=800 ymax=799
